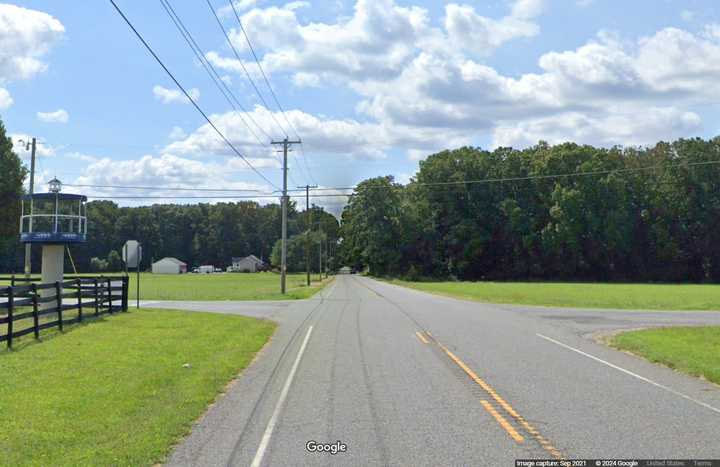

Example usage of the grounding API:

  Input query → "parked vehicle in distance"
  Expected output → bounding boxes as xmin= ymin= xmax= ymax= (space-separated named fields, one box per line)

xmin=192 ymin=265 xmax=215 ymax=274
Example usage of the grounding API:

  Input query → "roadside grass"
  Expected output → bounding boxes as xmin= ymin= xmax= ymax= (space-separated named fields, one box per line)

xmin=384 ymin=280 xmax=720 ymax=311
xmin=1 ymin=272 xmax=331 ymax=301
xmin=611 ymin=327 xmax=720 ymax=385
xmin=0 ymin=308 xmax=276 ymax=466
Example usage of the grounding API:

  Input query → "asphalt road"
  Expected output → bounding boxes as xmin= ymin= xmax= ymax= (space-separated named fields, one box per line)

xmin=157 ymin=275 xmax=720 ymax=466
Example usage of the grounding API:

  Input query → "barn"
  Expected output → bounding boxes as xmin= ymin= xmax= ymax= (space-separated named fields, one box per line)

xmin=231 ymin=255 xmax=266 ymax=272
xmin=152 ymin=257 xmax=187 ymax=274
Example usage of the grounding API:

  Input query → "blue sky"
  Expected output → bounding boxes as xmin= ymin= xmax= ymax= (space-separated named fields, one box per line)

xmin=2 ymin=0 xmax=720 ymax=212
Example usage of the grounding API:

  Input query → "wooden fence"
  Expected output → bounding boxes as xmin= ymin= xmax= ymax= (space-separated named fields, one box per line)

xmin=0 ymin=276 xmax=129 ymax=349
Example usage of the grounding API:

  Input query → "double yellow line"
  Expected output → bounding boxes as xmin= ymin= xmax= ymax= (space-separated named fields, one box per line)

xmin=415 ymin=330 xmax=564 ymax=459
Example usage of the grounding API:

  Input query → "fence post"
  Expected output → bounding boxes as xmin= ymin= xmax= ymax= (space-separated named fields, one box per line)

xmin=10 ymin=274 xmax=15 ymax=287
xmin=122 ymin=276 xmax=129 ymax=311
xmin=7 ymin=286 xmax=14 ymax=349
xmin=31 ymin=283 xmax=40 ymax=339
xmin=77 ymin=279 xmax=83 ymax=323
xmin=56 ymin=281 xmax=63 ymax=331
xmin=107 ymin=278 xmax=113 ymax=313
xmin=94 ymin=278 xmax=99 ymax=316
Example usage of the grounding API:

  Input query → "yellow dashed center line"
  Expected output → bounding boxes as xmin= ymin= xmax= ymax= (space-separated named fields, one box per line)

xmin=431 ymin=336 xmax=565 ymax=460
xmin=415 ymin=331 xmax=429 ymax=344
xmin=480 ymin=400 xmax=524 ymax=443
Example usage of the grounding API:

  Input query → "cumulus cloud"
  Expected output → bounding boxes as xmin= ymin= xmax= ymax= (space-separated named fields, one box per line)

xmin=153 ymin=85 xmax=200 ymax=104
xmin=37 ymin=108 xmax=69 ymax=123
xmin=162 ymin=105 xmax=468 ymax=164
xmin=0 ymin=4 xmax=64 ymax=82
xmin=444 ymin=1 xmax=542 ymax=55
xmin=492 ymin=107 xmax=702 ymax=149
xmin=0 ymin=87 xmax=12 ymax=109
xmin=73 ymin=153 xmax=271 ymax=199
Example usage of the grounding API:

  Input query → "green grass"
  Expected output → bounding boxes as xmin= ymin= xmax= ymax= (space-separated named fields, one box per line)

xmin=385 ymin=280 xmax=720 ymax=311
xmin=1 ymin=272 xmax=331 ymax=301
xmin=611 ymin=327 xmax=720 ymax=385
xmin=0 ymin=308 xmax=275 ymax=467
xmin=128 ymin=272 xmax=330 ymax=301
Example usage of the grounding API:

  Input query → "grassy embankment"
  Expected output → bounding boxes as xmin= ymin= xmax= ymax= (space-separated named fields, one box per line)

xmin=385 ymin=280 xmax=720 ymax=311
xmin=611 ymin=327 xmax=720 ymax=385
xmin=0 ymin=308 xmax=275 ymax=466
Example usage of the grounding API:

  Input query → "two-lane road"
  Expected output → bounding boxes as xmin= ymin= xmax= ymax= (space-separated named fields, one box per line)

xmin=163 ymin=275 xmax=720 ymax=466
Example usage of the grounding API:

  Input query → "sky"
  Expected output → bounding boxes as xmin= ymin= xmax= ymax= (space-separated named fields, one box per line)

xmin=2 ymin=0 xmax=720 ymax=213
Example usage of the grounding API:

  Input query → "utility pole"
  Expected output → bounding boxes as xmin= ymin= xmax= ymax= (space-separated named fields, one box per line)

xmin=298 ymin=184 xmax=317 ymax=286
xmin=22 ymin=138 xmax=36 ymax=278
xmin=272 ymin=137 xmax=301 ymax=294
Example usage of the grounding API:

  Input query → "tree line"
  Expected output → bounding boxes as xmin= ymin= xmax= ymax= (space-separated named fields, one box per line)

xmin=0 ymin=117 xmax=339 ymax=273
xmin=339 ymin=139 xmax=720 ymax=282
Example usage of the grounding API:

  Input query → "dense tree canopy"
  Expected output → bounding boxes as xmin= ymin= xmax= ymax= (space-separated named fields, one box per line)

xmin=339 ymin=138 xmax=720 ymax=282
xmin=0 ymin=119 xmax=27 ymax=272
xmin=0 ymin=195 xmax=339 ymax=273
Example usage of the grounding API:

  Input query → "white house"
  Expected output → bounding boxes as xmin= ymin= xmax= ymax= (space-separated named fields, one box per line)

xmin=152 ymin=257 xmax=187 ymax=274
xmin=231 ymin=255 xmax=266 ymax=272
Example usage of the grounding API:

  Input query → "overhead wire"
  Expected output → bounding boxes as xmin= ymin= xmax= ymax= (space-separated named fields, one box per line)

xmin=227 ymin=0 xmax=317 ymax=186
xmin=228 ymin=0 xmax=300 ymax=139
xmin=229 ymin=1 xmax=317 ymax=184
xmin=63 ymin=183 xmax=263 ymax=192
xmin=159 ymin=0 xmax=270 ymax=145
xmin=108 ymin=0 xmax=279 ymax=190
xmin=205 ymin=0 xmax=289 ymax=139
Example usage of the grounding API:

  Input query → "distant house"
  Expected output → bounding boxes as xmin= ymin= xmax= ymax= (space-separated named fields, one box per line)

xmin=152 ymin=257 xmax=187 ymax=274
xmin=231 ymin=255 xmax=266 ymax=272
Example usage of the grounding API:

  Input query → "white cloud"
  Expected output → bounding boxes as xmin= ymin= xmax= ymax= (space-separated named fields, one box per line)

xmin=0 ymin=4 xmax=64 ymax=82
xmin=153 ymin=85 xmax=200 ymax=104
xmin=0 ymin=87 xmax=12 ymax=109
xmin=444 ymin=3 xmax=541 ymax=56
xmin=71 ymin=153 xmax=273 ymax=204
xmin=492 ymin=107 xmax=702 ymax=149
xmin=37 ymin=108 xmax=69 ymax=123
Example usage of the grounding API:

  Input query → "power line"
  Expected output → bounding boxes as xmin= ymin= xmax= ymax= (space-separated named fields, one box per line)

xmin=108 ymin=0 xmax=279 ymax=190
xmin=205 ymin=0 xmax=289 ymax=139
xmin=227 ymin=0 xmax=301 ymax=141
xmin=86 ymin=193 xmax=351 ymax=199
xmin=281 ymin=159 xmax=720 ymax=192
xmin=226 ymin=1 xmax=318 ymax=185
xmin=159 ymin=0 xmax=270 ymax=146
xmin=63 ymin=183 xmax=263 ymax=192
xmin=298 ymin=142 xmax=318 ymax=186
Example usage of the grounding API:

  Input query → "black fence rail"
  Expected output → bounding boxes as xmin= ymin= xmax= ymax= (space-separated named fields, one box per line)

xmin=0 ymin=276 xmax=129 ymax=349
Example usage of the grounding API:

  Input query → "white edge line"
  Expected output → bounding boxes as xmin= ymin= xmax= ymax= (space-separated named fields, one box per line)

xmin=536 ymin=333 xmax=720 ymax=415
xmin=251 ymin=325 xmax=314 ymax=467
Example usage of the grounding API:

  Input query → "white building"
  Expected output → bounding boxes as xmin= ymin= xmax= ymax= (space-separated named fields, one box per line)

xmin=231 ymin=255 xmax=266 ymax=272
xmin=152 ymin=257 xmax=187 ymax=274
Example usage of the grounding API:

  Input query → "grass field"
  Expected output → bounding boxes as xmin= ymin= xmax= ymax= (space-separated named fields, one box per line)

xmin=0 ymin=308 xmax=275 ymax=466
xmin=611 ymin=327 xmax=720 ymax=385
xmin=385 ymin=280 xmax=720 ymax=310
xmin=1 ymin=272 xmax=330 ymax=301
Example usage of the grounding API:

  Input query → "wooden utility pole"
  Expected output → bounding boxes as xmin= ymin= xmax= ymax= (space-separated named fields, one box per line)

xmin=298 ymin=184 xmax=317 ymax=286
xmin=23 ymin=137 xmax=36 ymax=278
xmin=272 ymin=137 xmax=301 ymax=294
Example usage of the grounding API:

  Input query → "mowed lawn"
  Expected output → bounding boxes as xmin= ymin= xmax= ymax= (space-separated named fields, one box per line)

xmin=125 ymin=272 xmax=329 ymax=301
xmin=386 ymin=280 xmax=720 ymax=311
xmin=0 ymin=308 xmax=275 ymax=466
xmin=612 ymin=327 xmax=720 ymax=385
